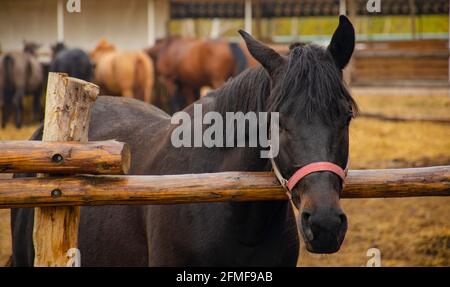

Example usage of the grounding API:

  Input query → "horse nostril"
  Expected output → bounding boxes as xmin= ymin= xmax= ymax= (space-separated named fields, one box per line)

xmin=339 ymin=213 xmax=348 ymax=226
xmin=301 ymin=211 xmax=311 ymax=224
xmin=300 ymin=211 xmax=314 ymax=241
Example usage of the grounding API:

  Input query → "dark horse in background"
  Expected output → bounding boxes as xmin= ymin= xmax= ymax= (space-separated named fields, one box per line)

xmin=0 ymin=42 xmax=43 ymax=128
xmin=146 ymin=37 xmax=257 ymax=114
xmin=12 ymin=16 xmax=356 ymax=266
xmin=49 ymin=42 xmax=93 ymax=81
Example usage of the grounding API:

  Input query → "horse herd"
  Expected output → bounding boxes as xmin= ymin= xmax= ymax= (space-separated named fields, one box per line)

xmin=0 ymin=36 xmax=257 ymax=128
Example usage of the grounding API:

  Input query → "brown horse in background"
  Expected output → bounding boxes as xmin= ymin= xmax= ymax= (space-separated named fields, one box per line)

xmin=91 ymin=39 xmax=154 ymax=103
xmin=0 ymin=41 xmax=43 ymax=128
xmin=146 ymin=37 xmax=257 ymax=113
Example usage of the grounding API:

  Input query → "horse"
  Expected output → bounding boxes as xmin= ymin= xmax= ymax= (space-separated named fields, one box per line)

xmin=146 ymin=37 xmax=258 ymax=114
xmin=49 ymin=42 xmax=93 ymax=81
xmin=11 ymin=16 xmax=356 ymax=266
xmin=90 ymin=38 xmax=154 ymax=104
xmin=0 ymin=41 xmax=43 ymax=128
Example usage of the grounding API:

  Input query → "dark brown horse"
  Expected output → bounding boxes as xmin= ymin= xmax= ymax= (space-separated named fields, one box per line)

xmin=0 ymin=42 xmax=43 ymax=128
xmin=49 ymin=42 xmax=93 ymax=82
xmin=147 ymin=37 xmax=257 ymax=113
xmin=12 ymin=16 xmax=356 ymax=266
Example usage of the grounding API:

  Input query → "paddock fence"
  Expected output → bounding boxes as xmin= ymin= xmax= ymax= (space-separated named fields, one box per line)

xmin=0 ymin=73 xmax=449 ymax=266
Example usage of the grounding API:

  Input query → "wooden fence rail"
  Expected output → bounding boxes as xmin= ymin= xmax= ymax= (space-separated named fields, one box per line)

xmin=359 ymin=112 xmax=450 ymax=124
xmin=0 ymin=140 xmax=130 ymax=175
xmin=0 ymin=166 xmax=448 ymax=209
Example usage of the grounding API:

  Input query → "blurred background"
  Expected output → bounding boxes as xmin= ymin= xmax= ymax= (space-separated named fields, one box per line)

xmin=0 ymin=0 xmax=449 ymax=266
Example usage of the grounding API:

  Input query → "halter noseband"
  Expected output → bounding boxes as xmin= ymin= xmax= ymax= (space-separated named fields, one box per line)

xmin=269 ymin=144 xmax=348 ymax=200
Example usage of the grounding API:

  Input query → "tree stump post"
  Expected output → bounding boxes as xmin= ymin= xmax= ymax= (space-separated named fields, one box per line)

xmin=33 ymin=72 xmax=99 ymax=267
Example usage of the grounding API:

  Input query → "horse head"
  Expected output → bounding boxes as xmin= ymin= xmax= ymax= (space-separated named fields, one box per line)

xmin=51 ymin=42 xmax=67 ymax=58
xmin=240 ymin=16 xmax=357 ymax=254
xmin=146 ymin=36 xmax=181 ymax=62
xmin=90 ymin=38 xmax=116 ymax=63
xmin=23 ymin=40 xmax=41 ymax=56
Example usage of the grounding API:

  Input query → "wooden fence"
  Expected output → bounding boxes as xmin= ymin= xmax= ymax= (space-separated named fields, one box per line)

xmin=268 ymin=39 xmax=449 ymax=87
xmin=351 ymin=39 xmax=449 ymax=87
xmin=1 ymin=73 xmax=449 ymax=266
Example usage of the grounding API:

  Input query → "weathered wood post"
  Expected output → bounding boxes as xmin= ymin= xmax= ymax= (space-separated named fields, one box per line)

xmin=33 ymin=72 xmax=99 ymax=266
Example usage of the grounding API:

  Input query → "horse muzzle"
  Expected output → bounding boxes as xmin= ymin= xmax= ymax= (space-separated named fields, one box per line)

xmin=299 ymin=205 xmax=348 ymax=254
xmin=270 ymin=156 xmax=349 ymax=253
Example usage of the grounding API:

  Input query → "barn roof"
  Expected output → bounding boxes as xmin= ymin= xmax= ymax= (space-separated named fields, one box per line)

xmin=170 ymin=0 xmax=449 ymax=19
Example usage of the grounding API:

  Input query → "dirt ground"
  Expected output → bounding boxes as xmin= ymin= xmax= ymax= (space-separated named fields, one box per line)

xmin=0 ymin=88 xmax=449 ymax=266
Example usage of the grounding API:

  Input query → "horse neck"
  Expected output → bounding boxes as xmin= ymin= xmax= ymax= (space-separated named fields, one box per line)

xmin=92 ymin=49 xmax=114 ymax=60
xmin=197 ymin=66 xmax=272 ymax=172
xmin=193 ymin=68 xmax=293 ymax=233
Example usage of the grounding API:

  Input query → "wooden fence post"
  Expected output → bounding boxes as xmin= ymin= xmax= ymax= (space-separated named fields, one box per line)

xmin=33 ymin=72 xmax=99 ymax=266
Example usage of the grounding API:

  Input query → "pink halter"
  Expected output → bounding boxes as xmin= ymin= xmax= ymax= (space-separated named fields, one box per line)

xmin=270 ymin=153 xmax=348 ymax=199
xmin=269 ymin=126 xmax=350 ymax=200
xmin=286 ymin=161 xmax=347 ymax=190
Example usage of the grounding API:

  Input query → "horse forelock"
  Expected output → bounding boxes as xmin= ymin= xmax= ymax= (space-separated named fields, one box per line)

xmin=212 ymin=43 xmax=358 ymax=125
xmin=267 ymin=44 xmax=358 ymax=124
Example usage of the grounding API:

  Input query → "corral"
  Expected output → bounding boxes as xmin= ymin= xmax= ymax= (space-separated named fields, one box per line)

xmin=0 ymin=0 xmax=449 ymax=267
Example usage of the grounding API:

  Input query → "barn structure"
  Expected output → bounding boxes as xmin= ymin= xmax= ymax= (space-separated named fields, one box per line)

xmin=0 ymin=0 xmax=169 ymax=50
xmin=0 ymin=0 xmax=448 ymax=86
xmin=0 ymin=0 xmax=448 ymax=50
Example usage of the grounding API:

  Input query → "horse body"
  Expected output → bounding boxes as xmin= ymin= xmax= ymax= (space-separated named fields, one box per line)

xmin=50 ymin=43 xmax=93 ymax=81
xmin=0 ymin=43 xmax=43 ymax=128
xmin=91 ymin=39 xmax=154 ymax=103
xmin=147 ymin=37 xmax=257 ymax=113
xmin=12 ymin=16 xmax=357 ymax=266
xmin=12 ymin=93 xmax=298 ymax=266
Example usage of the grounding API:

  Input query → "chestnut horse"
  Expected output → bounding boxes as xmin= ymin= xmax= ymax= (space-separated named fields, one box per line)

xmin=147 ymin=37 xmax=257 ymax=113
xmin=0 ymin=42 xmax=43 ymax=128
xmin=91 ymin=39 xmax=154 ymax=103
xmin=12 ymin=16 xmax=356 ymax=266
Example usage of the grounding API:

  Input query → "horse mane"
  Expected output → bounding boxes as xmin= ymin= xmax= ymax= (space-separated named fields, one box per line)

xmin=211 ymin=66 xmax=270 ymax=116
xmin=212 ymin=44 xmax=358 ymax=124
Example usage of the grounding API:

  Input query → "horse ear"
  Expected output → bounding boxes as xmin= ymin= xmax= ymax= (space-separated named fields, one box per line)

xmin=238 ymin=30 xmax=283 ymax=75
xmin=327 ymin=15 xmax=355 ymax=69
